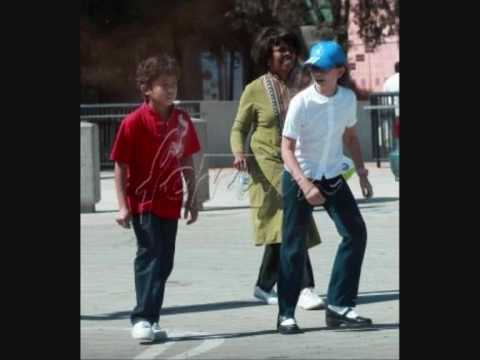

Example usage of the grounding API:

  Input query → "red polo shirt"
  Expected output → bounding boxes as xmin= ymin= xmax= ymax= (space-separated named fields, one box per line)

xmin=110 ymin=103 xmax=201 ymax=219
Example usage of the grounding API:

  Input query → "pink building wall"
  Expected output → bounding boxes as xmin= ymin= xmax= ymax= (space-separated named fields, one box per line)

xmin=346 ymin=2 xmax=399 ymax=92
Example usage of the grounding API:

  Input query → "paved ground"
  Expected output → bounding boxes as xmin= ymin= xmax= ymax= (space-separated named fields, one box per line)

xmin=81 ymin=162 xmax=399 ymax=359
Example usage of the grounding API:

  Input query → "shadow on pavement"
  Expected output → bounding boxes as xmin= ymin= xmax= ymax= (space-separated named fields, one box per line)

xmin=303 ymin=322 xmax=399 ymax=334
xmin=356 ymin=291 xmax=399 ymax=304
xmin=356 ymin=196 xmax=399 ymax=204
xmin=142 ymin=322 xmax=399 ymax=345
xmin=81 ymin=291 xmax=399 ymax=321
xmin=315 ymin=290 xmax=399 ymax=305
xmin=81 ymin=311 xmax=130 ymax=321
xmin=81 ymin=300 xmax=265 ymax=321
xmin=157 ymin=328 xmax=278 ymax=344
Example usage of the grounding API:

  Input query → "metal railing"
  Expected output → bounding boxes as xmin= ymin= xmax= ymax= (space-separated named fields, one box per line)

xmin=80 ymin=101 xmax=201 ymax=169
xmin=366 ymin=92 xmax=399 ymax=167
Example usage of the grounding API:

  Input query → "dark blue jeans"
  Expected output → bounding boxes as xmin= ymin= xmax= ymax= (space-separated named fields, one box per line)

xmin=256 ymin=243 xmax=315 ymax=292
xmin=130 ymin=213 xmax=178 ymax=325
xmin=278 ymin=171 xmax=367 ymax=318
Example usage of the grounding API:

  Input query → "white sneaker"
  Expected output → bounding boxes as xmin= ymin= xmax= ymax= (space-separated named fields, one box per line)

xmin=254 ymin=286 xmax=278 ymax=305
xmin=131 ymin=321 xmax=154 ymax=342
xmin=298 ymin=288 xmax=325 ymax=310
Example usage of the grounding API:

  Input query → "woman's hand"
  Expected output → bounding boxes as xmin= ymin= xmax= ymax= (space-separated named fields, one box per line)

xmin=184 ymin=197 xmax=198 ymax=225
xmin=233 ymin=153 xmax=248 ymax=172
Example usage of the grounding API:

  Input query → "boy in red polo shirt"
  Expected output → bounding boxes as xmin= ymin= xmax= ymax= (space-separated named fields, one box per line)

xmin=111 ymin=54 xmax=201 ymax=342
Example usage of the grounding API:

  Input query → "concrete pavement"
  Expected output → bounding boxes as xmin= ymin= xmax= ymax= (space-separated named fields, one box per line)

xmin=81 ymin=162 xmax=399 ymax=359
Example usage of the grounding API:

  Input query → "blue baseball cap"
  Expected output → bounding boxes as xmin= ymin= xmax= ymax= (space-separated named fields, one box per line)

xmin=305 ymin=41 xmax=346 ymax=70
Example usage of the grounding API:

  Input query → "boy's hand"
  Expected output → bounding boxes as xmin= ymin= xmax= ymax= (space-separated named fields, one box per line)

xmin=184 ymin=198 xmax=198 ymax=225
xmin=299 ymin=179 xmax=325 ymax=206
xmin=359 ymin=174 xmax=373 ymax=199
xmin=116 ymin=206 xmax=131 ymax=228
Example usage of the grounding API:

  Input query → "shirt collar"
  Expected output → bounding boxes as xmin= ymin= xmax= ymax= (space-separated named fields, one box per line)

xmin=312 ymin=84 xmax=342 ymax=102
xmin=141 ymin=102 xmax=176 ymax=122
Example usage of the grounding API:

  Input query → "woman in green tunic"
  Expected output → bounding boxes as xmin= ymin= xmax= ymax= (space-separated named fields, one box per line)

xmin=230 ymin=27 xmax=324 ymax=310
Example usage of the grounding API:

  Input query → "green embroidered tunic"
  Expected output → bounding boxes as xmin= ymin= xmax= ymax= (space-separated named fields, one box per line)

xmin=230 ymin=77 xmax=321 ymax=247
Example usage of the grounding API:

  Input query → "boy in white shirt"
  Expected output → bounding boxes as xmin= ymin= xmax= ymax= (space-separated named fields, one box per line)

xmin=383 ymin=61 xmax=400 ymax=118
xmin=276 ymin=40 xmax=374 ymax=334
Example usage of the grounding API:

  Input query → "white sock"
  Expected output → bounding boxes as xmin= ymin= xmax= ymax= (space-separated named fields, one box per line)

xmin=328 ymin=305 xmax=359 ymax=319
xmin=328 ymin=305 xmax=349 ymax=314
xmin=345 ymin=309 xmax=359 ymax=319
xmin=280 ymin=318 xmax=296 ymax=326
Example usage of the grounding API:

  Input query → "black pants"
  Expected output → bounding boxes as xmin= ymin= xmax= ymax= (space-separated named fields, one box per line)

xmin=256 ymin=243 xmax=315 ymax=292
xmin=278 ymin=171 xmax=367 ymax=318
xmin=130 ymin=213 xmax=178 ymax=325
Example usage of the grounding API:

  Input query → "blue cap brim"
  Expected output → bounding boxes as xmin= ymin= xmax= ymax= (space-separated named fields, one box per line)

xmin=305 ymin=56 xmax=336 ymax=70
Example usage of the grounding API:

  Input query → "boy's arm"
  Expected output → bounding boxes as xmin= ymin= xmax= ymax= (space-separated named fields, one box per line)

xmin=343 ymin=127 xmax=373 ymax=198
xmin=114 ymin=161 xmax=131 ymax=228
xmin=281 ymin=136 xmax=325 ymax=206
xmin=180 ymin=155 xmax=198 ymax=225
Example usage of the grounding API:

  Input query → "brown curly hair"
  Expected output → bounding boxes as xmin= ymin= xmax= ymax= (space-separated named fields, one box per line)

xmin=136 ymin=54 xmax=179 ymax=98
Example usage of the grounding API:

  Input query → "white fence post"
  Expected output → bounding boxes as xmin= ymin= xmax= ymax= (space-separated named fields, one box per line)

xmin=191 ymin=118 xmax=209 ymax=209
xmin=81 ymin=122 xmax=101 ymax=212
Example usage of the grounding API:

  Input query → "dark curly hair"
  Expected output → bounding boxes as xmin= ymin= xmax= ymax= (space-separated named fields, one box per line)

xmin=136 ymin=54 xmax=179 ymax=97
xmin=251 ymin=27 xmax=301 ymax=74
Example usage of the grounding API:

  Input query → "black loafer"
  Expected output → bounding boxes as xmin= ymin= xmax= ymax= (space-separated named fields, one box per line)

xmin=277 ymin=315 xmax=303 ymax=334
xmin=326 ymin=308 xmax=373 ymax=328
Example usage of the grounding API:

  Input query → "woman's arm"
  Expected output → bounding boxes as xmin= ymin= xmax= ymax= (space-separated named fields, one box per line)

xmin=230 ymin=85 xmax=255 ymax=171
